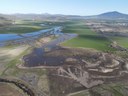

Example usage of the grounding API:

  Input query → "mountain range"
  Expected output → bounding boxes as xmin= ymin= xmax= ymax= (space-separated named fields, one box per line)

xmin=0 ymin=11 xmax=128 ymax=20
xmin=96 ymin=11 xmax=128 ymax=19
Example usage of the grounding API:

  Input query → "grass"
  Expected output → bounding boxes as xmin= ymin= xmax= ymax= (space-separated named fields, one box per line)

xmin=69 ymin=84 xmax=128 ymax=96
xmin=0 ymin=20 xmax=50 ymax=34
xmin=61 ymin=21 xmax=114 ymax=51
xmin=0 ymin=25 xmax=48 ymax=34
xmin=68 ymin=90 xmax=90 ymax=96
xmin=101 ymin=84 xmax=128 ymax=96
xmin=1 ymin=46 xmax=31 ymax=76
xmin=111 ymin=36 xmax=128 ymax=48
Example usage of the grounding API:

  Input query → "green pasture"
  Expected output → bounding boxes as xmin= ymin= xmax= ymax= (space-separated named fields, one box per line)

xmin=0 ymin=20 xmax=49 ymax=34
xmin=111 ymin=36 xmax=128 ymax=48
xmin=62 ymin=21 xmax=113 ymax=51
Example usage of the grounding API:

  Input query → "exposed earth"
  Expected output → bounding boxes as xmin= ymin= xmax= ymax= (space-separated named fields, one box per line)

xmin=0 ymin=83 xmax=24 ymax=96
xmin=19 ymin=46 xmax=128 ymax=96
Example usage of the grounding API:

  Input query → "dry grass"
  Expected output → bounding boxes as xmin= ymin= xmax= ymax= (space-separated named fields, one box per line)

xmin=0 ymin=45 xmax=29 ymax=75
xmin=0 ymin=83 xmax=24 ymax=96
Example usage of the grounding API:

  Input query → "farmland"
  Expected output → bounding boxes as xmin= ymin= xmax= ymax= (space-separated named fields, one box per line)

xmin=111 ymin=36 xmax=128 ymax=48
xmin=0 ymin=20 xmax=49 ymax=34
xmin=61 ymin=21 xmax=113 ymax=51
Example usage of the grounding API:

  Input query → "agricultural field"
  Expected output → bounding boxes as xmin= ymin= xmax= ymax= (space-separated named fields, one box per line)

xmin=111 ymin=36 xmax=128 ymax=48
xmin=0 ymin=20 xmax=50 ymax=34
xmin=61 ymin=21 xmax=113 ymax=51
xmin=85 ymin=19 xmax=128 ymax=49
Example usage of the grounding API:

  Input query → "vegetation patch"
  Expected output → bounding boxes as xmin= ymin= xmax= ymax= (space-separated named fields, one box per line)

xmin=61 ymin=21 xmax=113 ymax=51
xmin=111 ymin=36 xmax=128 ymax=48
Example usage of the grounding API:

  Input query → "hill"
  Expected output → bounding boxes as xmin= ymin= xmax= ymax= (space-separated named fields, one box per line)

xmin=0 ymin=15 xmax=12 ymax=26
xmin=98 ymin=11 xmax=128 ymax=19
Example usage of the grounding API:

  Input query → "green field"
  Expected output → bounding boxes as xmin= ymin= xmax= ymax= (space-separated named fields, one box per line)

xmin=62 ymin=21 xmax=113 ymax=51
xmin=111 ymin=36 xmax=128 ymax=48
xmin=0 ymin=20 xmax=49 ymax=34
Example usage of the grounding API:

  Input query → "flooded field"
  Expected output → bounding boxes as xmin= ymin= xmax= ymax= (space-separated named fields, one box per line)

xmin=22 ymin=33 xmax=77 ymax=67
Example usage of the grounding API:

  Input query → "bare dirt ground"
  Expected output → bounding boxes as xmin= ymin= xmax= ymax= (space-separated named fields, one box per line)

xmin=22 ymin=46 xmax=128 ymax=81
xmin=18 ymin=46 xmax=128 ymax=96
xmin=0 ymin=83 xmax=24 ymax=96
xmin=0 ymin=45 xmax=28 ymax=75
xmin=0 ymin=39 xmax=128 ymax=96
xmin=0 ymin=36 xmax=56 ymax=96
xmin=0 ymin=45 xmax=28 ymax=60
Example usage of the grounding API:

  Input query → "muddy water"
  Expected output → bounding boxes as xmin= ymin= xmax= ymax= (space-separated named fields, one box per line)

xmin=23 ymin=33 xmax=77 ymax=67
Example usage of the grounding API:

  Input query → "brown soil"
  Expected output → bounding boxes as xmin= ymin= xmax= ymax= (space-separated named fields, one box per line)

xmin=0 ymin=83 xmax=23 ymax=96
xmin=21 ymin=47 xmax=128 ymax=96
xmin=23 ymin=47 xmax=98 ymax=67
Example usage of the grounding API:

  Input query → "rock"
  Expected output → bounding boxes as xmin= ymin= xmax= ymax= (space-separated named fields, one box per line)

xmin=100 ymin=67 xmax=114 ymax=73
xmin=105 ymin=59 xmax=120 ymax=68
xmin=88 ymin=69 xmax=99 ymax=71
xmin=82 ymin=59 xmax=100 ymax=68
xmin=65 ymin=58 xmax=77 ymax=63
xmin=124 ymin=62 xmax=128 ymax=70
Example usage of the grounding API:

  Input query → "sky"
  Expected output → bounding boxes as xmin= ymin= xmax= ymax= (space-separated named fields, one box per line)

xmin=0 ymin=0 xmax=127 ymax=16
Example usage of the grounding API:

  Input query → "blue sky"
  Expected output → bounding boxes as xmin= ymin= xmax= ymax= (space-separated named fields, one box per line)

xmin=0 ymin=0 xmax=127 ymax=15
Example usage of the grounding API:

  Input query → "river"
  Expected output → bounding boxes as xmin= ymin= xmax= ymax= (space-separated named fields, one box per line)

xmin=0 ymin=26 xmax=62 ymax=46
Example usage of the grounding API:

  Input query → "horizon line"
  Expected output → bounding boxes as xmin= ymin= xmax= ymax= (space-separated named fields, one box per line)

xmin=0 ymin=11 xmax=127 ymax=16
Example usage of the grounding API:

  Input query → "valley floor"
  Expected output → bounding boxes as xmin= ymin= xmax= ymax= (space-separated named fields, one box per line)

xmin=0 ymin=20 xmax=128 ymax=96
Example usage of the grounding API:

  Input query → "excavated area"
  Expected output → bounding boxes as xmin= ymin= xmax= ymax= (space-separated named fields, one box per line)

xmin=23 ymin=47 xmax=128 ymax=81
xmin=19 ymin=47 xmax=128 ymax=96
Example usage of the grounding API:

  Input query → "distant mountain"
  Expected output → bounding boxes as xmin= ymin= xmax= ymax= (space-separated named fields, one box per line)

xmin=0 ymin=11 xmax=128 ymax=21
xmin=84 ymin=11 xmax=128 ymax=19
xmin=98 ymin=11 xmax=128 ymax=19
xmin=0 ymin=13 xmax=83 ymax=21
xmin=0 ymin=15 xmax=12 ymax=26
xmin=0 ymin=16 xmax=6 ymax=20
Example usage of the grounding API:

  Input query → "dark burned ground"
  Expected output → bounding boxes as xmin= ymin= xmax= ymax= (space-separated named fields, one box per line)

xmin=22 ymin=47 xmax=128 ymax=96
xmin=23 ymin=47 xmax=96 ymax=67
